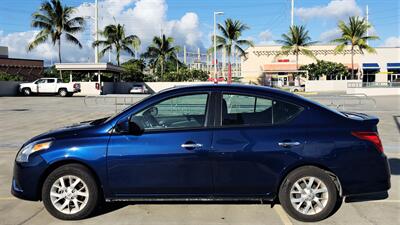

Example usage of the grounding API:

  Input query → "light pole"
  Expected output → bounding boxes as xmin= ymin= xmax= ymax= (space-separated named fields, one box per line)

xmin=95 ymin=0 xmax=99 ymax=64
xmin=214 ymin=11 xmax=224 ymax=83
xmin=291 ymin=0 xmax=294 ymax=27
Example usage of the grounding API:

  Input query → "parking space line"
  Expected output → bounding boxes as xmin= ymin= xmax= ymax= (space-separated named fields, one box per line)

xmin=273 ymin=205 xmax=293 ymax=225
xmin=0 ymin=197 xmax=17 ymax=200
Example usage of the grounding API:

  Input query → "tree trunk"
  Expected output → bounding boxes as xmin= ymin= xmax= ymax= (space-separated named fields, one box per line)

xmin=117 ymin=50 xmax=120 ymax=66
xmin=161 ymin=59 xmax=164 ymax=81
xmin=58 ymin=39 xmax=62 ymax=63
xmin=295 ymin=52 xmax=299 ymax=86
xmin=227 ymin=54 xmax=232 ymax=84
xmin=351 ymin=46 xmax=354 ymax=79
xmin=58 ymin=40 xmax=62 ymax=79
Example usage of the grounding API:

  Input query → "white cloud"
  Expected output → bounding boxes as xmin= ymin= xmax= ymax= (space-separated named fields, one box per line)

xmin=319 ymin=29 xmax=341 ymax=43
xmin=257 ymin=30 xmax=276 ymax=45
xmin=0 ymin=0 xmax=203 ymax=64
xmin=295 ymin=0 xmax=362 ymax=21
xmin=381 ymin=37 xmax=400 ymax=47
xmin=259 ymin=30 xmax=272 ymax=42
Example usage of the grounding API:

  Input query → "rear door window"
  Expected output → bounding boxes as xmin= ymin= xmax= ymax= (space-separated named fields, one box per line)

xmin=221 ymin=93 xmax=302 ymax=126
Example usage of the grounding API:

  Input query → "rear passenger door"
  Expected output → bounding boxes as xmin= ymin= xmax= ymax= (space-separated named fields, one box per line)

xmin=211 ymin=92 xmax=306 ymax=197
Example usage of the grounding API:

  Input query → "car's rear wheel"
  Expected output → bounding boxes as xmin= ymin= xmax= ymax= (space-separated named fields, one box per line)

xmin=22 ymin=88 xmax=31 ymax=96
xmin=42 ymin=164 xmax=99 ymax=220
xmin=58 ymin=89 xmax=68 ymax=97
xmin=278 ymin=166 xmax=339 ymax=222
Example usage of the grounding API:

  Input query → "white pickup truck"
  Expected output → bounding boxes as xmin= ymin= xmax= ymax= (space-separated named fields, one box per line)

xmin=19 ymin=78 xmax=81 ymax=97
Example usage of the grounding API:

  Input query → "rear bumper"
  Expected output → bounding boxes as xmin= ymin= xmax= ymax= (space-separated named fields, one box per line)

xmin=338 ymin=153 xmax=391 ymax=197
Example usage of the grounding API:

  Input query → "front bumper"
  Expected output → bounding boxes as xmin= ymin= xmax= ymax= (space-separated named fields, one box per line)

xmin=11 ymin=155 xmax=48 ymax=201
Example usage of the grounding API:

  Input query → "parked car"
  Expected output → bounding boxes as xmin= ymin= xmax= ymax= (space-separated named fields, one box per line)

xmin=19 ymin=78 xmax=81 ymax=97
xmin=289 ymin=85 xmax=305 ymax=92
xmin=129 ymin=84 xmax=148 ymax=94
xmin=12 ymin=84 xmax=390 ymax=221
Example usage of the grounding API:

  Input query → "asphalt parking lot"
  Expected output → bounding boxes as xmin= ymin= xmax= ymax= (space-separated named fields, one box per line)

xmin=0 ymin=94 xmax=399 ymax=225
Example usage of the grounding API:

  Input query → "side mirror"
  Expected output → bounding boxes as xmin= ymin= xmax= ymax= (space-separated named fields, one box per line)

xmin=128 ymin=120 xmax=144 ymax=136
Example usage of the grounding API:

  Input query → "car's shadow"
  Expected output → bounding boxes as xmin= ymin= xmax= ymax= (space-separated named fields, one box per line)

xmin=90 ymin=200 xmax=272 ymax=219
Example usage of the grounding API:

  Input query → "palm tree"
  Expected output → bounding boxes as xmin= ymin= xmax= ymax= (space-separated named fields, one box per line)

xmin=277 ymin=25 xmax=316 ymax=70
xmin=332 ymin=16 xmax=379 ymax=78
xmin=216 ymin=18 xmax=254 ymax=84
xmin=28 ymin=0 xmax=84 ymax=63
xmin=93 ymin=24 xmax=140 ymax=66
xmin=143 ymin=34 xmax=180 ymax=78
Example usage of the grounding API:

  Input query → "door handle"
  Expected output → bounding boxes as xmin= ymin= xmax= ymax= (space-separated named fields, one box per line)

xmin=181 ymin=143 xmax=203 ymax=149
xmin=278 ymin=141 xmax=301 ymax=148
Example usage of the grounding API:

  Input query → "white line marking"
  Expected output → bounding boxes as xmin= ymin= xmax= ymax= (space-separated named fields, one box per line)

xmin=0 ymin=197 xmax=17 ymax=200
xmin=273 ymin=205 xmax=293 ymax=225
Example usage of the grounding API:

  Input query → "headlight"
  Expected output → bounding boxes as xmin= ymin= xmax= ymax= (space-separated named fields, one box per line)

xmin=16 ymin=139 xmax=53 ymax=163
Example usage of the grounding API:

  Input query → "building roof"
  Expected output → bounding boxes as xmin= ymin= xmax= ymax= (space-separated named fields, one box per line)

xmin=55 ymin=63 xmax=124 ymax=73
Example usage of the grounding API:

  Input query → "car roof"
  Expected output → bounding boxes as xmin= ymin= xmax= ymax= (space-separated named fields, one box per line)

xmin=159 ymin=84 xmax=315 ymax=107
xmin=161 ymin=84 xmax=293 ymax=97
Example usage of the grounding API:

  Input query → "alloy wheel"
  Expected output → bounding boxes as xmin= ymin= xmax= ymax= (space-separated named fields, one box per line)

xmin=50 ymin=175 xmax=89 ymax=214
xmin=289 ymin=176 xmax=329 ymax=215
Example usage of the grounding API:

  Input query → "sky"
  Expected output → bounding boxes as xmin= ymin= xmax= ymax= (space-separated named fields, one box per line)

xmin=0 ymin=0 xmax=399 ymax=65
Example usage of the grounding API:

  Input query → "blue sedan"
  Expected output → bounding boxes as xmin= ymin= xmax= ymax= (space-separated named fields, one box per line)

xmin=12 ymin=84 xmax=390 ymax=222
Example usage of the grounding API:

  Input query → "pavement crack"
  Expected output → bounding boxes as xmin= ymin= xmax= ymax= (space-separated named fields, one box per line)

xmin=16 ymin=207 xmax=44 ymax=225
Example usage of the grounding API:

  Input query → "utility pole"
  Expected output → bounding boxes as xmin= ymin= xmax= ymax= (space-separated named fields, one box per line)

xmin=95 ymin=0 xmax=99 ymax=63
xmin=366 ymin=5 xmax=369 ymax=45
xmin=291 ymin=0 xmax=294 ymax=27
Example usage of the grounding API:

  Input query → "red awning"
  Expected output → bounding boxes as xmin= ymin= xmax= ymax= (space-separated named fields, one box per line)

xmin=263 ymin=64 xmax=299 ymax=71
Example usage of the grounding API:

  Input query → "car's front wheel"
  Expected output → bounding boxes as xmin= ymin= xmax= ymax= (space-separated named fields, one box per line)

xmin=22 ymin=88 xmax=31 ymax=96
xmin=42 ymin=164 xmax=99 ymax=220
xmin=278 ymin=166 xmax=340 ymax=222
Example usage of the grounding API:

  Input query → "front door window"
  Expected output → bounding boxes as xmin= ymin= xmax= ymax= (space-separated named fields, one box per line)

xmin=130 ymin=94 xmax=209 ymax=130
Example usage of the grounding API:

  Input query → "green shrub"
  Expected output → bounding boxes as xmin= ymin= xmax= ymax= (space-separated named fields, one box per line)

xmin=0 ymin=71 xmax=23 ymax=81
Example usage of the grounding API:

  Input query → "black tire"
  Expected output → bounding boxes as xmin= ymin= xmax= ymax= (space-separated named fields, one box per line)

xmin=58 ymin=88 xmax=68 ymax=97
xmin=22 ymin=88 xmax=31 ymax=96
xmin=278 ymin=166 xmax=339 ymax=222
xmin=42 ymin=164 xmax=99 ymax=220
xmin=66 ymin=92 xmax=73 ymax=97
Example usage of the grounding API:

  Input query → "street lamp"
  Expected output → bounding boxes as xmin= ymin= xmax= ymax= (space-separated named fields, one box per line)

xmin=214 ymin=11 xmax=224 ymax=83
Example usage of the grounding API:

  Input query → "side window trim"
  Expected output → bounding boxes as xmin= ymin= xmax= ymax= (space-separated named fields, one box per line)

xmin=218 ymin=91 xmax=303 ymax=128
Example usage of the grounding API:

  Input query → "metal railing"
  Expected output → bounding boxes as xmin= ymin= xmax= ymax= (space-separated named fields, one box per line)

xmin=83 ymin=95 xmax=150 ymax=112
xmin=348 ymin=82 xmax=400 ymax=88
xmin=308 ymin=93 xmax=376 ymax=110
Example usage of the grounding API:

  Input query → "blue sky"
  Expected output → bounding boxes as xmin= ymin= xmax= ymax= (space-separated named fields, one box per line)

xmin=0 ymin=0 xmax=399 ymax=63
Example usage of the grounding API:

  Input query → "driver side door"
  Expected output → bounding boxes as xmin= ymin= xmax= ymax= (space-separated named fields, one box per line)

xmin=107 ymin=92 xmax=215 ymax=198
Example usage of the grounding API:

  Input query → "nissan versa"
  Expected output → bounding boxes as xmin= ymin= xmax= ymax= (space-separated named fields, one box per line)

xmin=12 ymin=85 xmax=391 ymax=222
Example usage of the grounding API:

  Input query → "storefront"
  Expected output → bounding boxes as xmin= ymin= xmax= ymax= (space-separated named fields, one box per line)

xmin=241 ymin=45 xmax=399 ymax=85
xmin=362 ymin=63 xmax=380 ymax=82
xmin=387 ymin=63 xmax=400 ymax=82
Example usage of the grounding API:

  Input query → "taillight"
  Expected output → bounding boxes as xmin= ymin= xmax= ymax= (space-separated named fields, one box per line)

xmin=352 ymin=131 xmax=384 ymax=153
xmin=73 ymin=83 xmax=80 ymax=89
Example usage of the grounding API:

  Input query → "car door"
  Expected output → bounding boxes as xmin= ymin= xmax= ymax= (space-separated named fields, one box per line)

xmin=38 ymin=78 xmax=55 ymax=93
xmin=211 ymin=92 xmax=306 ymax=197
xmin=107 ymin=92 xmax=215 ymax=197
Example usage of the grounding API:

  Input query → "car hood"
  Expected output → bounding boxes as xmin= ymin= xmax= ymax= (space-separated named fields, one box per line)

xmin=22 ymin=119 xmax=105 ymax=147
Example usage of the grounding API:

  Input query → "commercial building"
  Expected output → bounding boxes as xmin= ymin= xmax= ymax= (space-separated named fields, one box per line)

xmin=240 ymin=45 xmax=400 ymax=86
xmin=0 ymin=46 xmax=44 ymax=81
